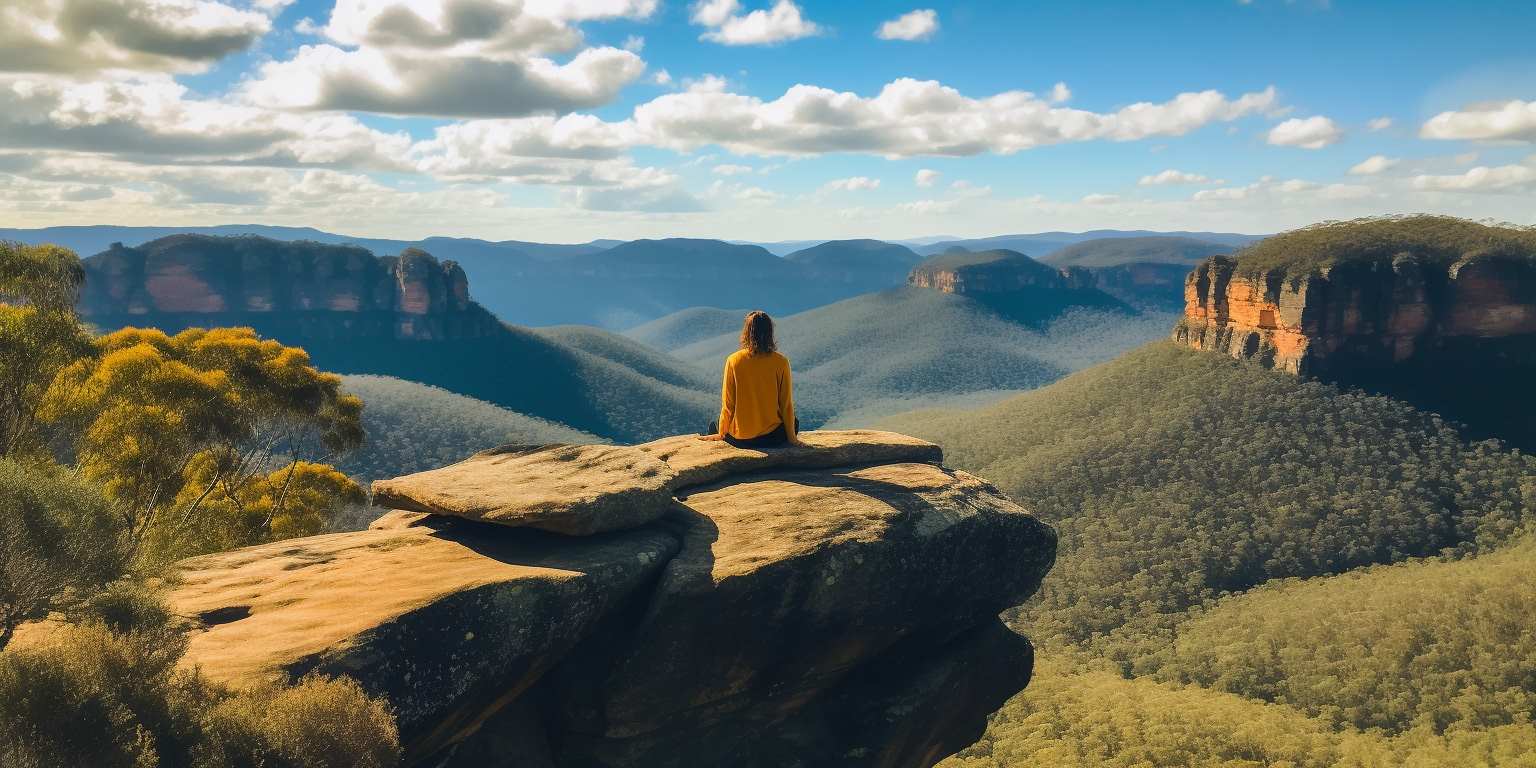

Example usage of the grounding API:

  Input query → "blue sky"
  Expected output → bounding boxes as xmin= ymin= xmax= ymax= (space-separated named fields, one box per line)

xmin=1 ymin=0 xmax=1533 ymax=241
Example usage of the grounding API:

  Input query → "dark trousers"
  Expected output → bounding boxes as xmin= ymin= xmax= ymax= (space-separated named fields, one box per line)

xmin=705 ymin=419 xmax=799 ymax=448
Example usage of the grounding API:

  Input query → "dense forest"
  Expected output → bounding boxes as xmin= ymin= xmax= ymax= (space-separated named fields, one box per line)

xmin=336 ymin=375 xmax=602 ymax=481
xmin=673 ymin=287 xmax=1175 ymax=425
xmin=880 ymin=342 xmax=1536 ymax=766
xmin=0 ymin=241 xmax=400 ymax=764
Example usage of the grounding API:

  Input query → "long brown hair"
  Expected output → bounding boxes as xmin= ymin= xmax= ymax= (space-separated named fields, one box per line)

xmin=739 ymin=310 xmax=776 ymax=355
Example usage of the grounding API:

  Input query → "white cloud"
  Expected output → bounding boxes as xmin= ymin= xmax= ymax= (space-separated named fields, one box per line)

xmin=1367 ymin=116 xmax=1393 ymax=131
xmin=1420 ymin=99 xmax=1536 ymax=143
xmin=244 ymin=0 xmax=651 ymax=117
xmin=652 ymin=69 xmax=673 ymax=86
xmin=1347 ymin=154 xmax=1398 ymax=175
xmin=708 ymin=179 xmax=779 ymax=203
xmin=876 ymin=9 xmax=938 ymax=41
xmin=712 ymin=163 xmax=753 ymax=175
xmin=1411 ymin=163 xmax=1536 ymax=193
xmin=0 ymin=0 xmax=273 ymax=75
xmin=0 ymin=75 xmax=412 ymax=170
xmin=409 ymin=114 xmax=644 ymax=183
xmin=622 ymin=35 xmax=645 ymax=52
xmin=569 ymin=184 xmax=705 ymax=212
xmin=691 ymin=0 xmax=822 ymax=45
xmin=914 ymin=168 xmax=940 ymax=187
xmin=1193 ymin=175 xmax=1370 ymax=202
xmin=949 ymin=180 xmax=991 ymax=198
xmin=1267 ymin=116 xmax=1343 ymax=149
xmin=632 ymin=79 xmax=1280 ymax=157
xmin=245 ymin=44 xmax=645 ymax=117
xmin=823 ymin=176 xmax=881 ymax=192
xmin=1138 ymin=169 xmax=1219 ymax=186
xmin=897 ymin=199 xmax=958 ymax=215
xmin=1049 ymin=82 xmax=1071 ymax=104
xmin=1081 ymin=193 xmax=1120 ymax=204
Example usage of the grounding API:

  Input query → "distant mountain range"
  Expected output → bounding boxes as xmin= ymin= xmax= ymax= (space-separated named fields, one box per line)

xmin=7 ymin=223 xmax=1260 ymax=327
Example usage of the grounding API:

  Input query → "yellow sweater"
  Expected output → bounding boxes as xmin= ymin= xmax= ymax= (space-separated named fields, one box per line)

xmin=718 ymin=350 xmax=797 ymax=441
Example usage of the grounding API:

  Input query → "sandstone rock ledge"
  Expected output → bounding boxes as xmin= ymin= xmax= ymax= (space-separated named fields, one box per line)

xmin=169 ymin=430 xmax=1057 ymax=768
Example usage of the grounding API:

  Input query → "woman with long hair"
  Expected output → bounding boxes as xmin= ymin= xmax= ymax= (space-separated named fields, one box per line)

xmin=699 ymin=310 xmax=804 ymax=447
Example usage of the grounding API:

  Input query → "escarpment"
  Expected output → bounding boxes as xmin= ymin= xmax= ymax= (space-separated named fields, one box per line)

xmin=79 ymin=234 xmax=501 ymax=340
xmin=1172 ymin=216 xmax=1536 ymax=448
xmin=168 ymin=430 xmax=1056 ymax=768
xmin=908 ymin=248 xmax=1096 ymax=295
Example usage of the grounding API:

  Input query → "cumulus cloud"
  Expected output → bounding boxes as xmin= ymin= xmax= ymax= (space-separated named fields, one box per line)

xmin=1138 ymin=169 xmax=1219 ymax=186
xmin=823 ymin=176 xmax=881 ymax=192
xmin=1367 ymin=116 xmax=1393 ymax=131
xmin=949 ymin=180 xmax=991 ymax=197
xmin=632 ymin=79 xmax=1279 ymax=157
xmin=1081 ymin=193 xmax=1120 ymax=205
xmin=244 ymin=0 xmax=652 ymax=117
xmin=876 ymin=9 xmax=938 ymax=41
xmin=708 ymin=179 xmax=779 ymax=203
xmin=712 ymin=163 xmax=753 ymax=175
xmin=1267 ymin=116 xmax=1343 ymax=149
xmin=1193 ymin=176 xmax=1370 ymax=202
xmin=1347 ymin=154 xmax=1398 ymax=175
xmin=1049 ymin=82 xmax=1071 ymax=104
xmin=691 ymin=0 xmax=821 ymax=45
xmin=0 ymin=0 xmax=273 ymax=75
xmin=896 ymin=199 xmax=958 ymax=215
xmin=1420 ymin=99 xmax=1536 ymax=143
xmin=1411 ymin=163 xmax=1536 ymax=193
xmin=409 ymin=114 xmax=645 ymax=182
xmin=0 ymin=75 xmax=412 ymax=169
xmin=245 ymin=44 xmax=644 ymax=117
xmin=914 ymin=168 xmax=940 ymax=187
xmin=569 ymin=184 xmax=706 ymax=212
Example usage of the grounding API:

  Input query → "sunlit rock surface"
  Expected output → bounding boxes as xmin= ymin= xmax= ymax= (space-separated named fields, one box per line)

xmin=170 ymin=430 xmax=1057 ymax=768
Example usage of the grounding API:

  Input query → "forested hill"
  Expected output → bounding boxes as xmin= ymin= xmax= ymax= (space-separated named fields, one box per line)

xmin=877 ymin=342 xmax=1536 ymax=765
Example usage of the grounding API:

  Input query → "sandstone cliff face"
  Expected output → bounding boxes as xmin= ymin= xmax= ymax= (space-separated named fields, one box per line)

xmin=907 ymin=249 xmax=1094 ymax=295
xmin=1173 ymin=254 xmax=1536 ymax=375
xmin=79 ymin=235 xmax=500 ymax=340
xmin=169 ymin=430 xmax=1057 ymax=768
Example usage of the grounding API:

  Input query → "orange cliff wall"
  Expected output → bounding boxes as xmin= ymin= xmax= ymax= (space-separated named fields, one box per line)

xmin=78 ymin=237 xmax=498 ymax=342
xmin=1173 ymin=254 xmax=1536 ymax=376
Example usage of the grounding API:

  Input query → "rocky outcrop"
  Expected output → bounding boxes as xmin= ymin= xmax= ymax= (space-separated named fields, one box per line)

xmin=1173 ymin=254 xmax=1536 ymax=375
xmin=78 ymin=235 xmax=501 ymax=340
xmin=168 ymin=430 xmax=1056 ymax=768
xmin=907 ymin=249 xmax=1095 ymax=295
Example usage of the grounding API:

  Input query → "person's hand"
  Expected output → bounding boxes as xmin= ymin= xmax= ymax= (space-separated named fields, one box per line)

xmin=788 ymin=437 xmax=810 ymax=448
xmin=698 ymin=433 xmax=725 ymax=442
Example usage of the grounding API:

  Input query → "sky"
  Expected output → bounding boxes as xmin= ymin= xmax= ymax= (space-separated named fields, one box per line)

xmin=1 ymin=0 xmax=1534 ymax=243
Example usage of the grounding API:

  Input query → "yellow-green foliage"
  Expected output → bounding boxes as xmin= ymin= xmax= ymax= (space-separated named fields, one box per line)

xmin=0 ymin=241 xmax=94 ymax=459
xmin=0 ymin=459 xmax=128 ymax=649
xmin=1231 ymin=215 xmax=1536 ymax=277
xmin=43 ymin=326 xmax=365 ymax=563
xmin=197 ymin=677 xmax=399 ymax=768
xmin=942 ymin=664 xmax=1536 ymax=768
xmin=880 ymin=343 xmax=1535 ymax=645
xmin=0 ymin=620 xmax=399 ymax=768
xmin=1140 ymin=539 xmax=1536 ymax=735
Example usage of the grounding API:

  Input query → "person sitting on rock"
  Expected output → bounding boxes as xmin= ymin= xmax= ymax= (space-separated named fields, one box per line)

xmin=700 ymin=310 xmax=805 ymax=448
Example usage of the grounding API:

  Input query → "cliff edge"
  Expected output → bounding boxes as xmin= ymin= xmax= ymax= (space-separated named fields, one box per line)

xmin=168 ymin=430 xmax=1058 ymax=768
xmin=1172 ymin=215 xmax=1536 ymax=447
xmin=79 ymin=234 xmax=502 ymax=341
